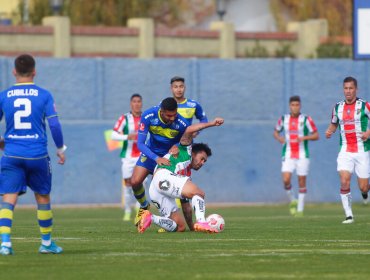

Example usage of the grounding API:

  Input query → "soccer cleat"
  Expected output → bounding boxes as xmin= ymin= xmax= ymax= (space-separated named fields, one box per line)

xmin=0 ymin=246 xmax=13 ymax=255
xmin=342 ymin=216 xmax=354 ymax=224
xmin=295 ymin=211 xmax=304 ymax=218
xmin=289 ymin=200 xmax=298 ymax=215
xmin=138 ymin=210 xmax=152 ymax=233
xmin=194 ymin=222 xmax=218 ymax=233
xmin=39 ymin=241 xmax=63 ymax=254
xmin=123 ymin=212 xmax=131 ymax=221
xmin=134 ymin=204 xmax=150 ymax=226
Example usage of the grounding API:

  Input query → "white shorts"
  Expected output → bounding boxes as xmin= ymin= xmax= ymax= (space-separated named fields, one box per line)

xmin=121 ymin=157 xmax=138 ymax=179
xmin=281 ymin=158 xmax=310 ymax=176
xmin=337 ymin=151 xmax=370 ymax=178
xmin=149 ymin=169 xmax=189 ymax=218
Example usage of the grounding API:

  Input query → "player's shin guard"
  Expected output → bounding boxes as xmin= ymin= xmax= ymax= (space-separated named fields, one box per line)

xmin=133 ymin=185 xmax=149 ymax=209
xmin=37 ymin=204 xmax=53 ymax=246
xmin=192 ymin=195 xmax=206 ymax=222
xmin=0 ymin=202 xmax=14 ymax=247
xmin=152 ymin=215 xmax=177 ymax=232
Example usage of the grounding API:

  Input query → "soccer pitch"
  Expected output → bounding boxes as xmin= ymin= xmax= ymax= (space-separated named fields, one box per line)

xmin=2 ymin=204 xmax=370 ymax=279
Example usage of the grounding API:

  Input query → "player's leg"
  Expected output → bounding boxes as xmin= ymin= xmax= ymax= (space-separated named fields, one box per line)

xmin=28 ymin=157 xmax=62 ymax=254
xmin=354 ymin=152 xmax=370 ymax=205
xmin=0 ymin=156 xmax=24 ymax=255
xmin=139 ymin=181 xmax=185 ymax=233
xmin=337 ymin=151 xmax=355 ymax=223
xmin=121 ymin=158 xmax=137 ymax=221
xmin=131 ymin=154 xmax=156 ymax=211
xmin=281 ymin=159 xmax=296 ymax=202
xmin=296 ymin=158 xmax=309 ymax=217
xmin=0 ymin=193 xmax=18 ymax=255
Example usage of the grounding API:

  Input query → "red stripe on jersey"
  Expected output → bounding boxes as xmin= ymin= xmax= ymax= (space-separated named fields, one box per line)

xmin=113 ymin=115 xmax=125 ymax=131
xmin=132 ymin=116 xmax=141 ymax=157
xmin=289 ymin=117 xmax=299 ymax=159
xmin=343 ymin=103 xmax=357 ymax=152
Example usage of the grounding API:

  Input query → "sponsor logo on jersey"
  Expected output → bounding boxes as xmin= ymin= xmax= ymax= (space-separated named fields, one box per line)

xmin=139 ymin=123 xmax=145 ymax=131
xmin=159 ymin=180 xmax=170 ymax=191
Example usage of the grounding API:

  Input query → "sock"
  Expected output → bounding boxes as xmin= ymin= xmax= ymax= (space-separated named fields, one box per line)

xmin=37 ymin=203 xmax=53 ymax=246
xmin=133 ymin=184 xmax=149 ymax=209
xmin=124 ymin=185 xmax=135 ymax=213
xmin=297 ymin=193 xmax=306 ymax=212
xmin=340 ymin=189 xmax=353 ymax=218
xmin=152 ymin=214 xmax=177 ymax=232
xmin=192 ymin=195 xmax=206 ymax=222
xmin=0 ymin=202 xmax=14 ymax=248
xmin=285 ymin=185 xmax=295 ymax=201
xmin=362 ymin=192 xmax=368 ymax=200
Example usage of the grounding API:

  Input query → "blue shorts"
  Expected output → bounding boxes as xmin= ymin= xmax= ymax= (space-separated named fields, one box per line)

xmin=0 ymin=156 xmax=52 ymax=195
xmin=135 ymin=153 xmax=157 ymax=174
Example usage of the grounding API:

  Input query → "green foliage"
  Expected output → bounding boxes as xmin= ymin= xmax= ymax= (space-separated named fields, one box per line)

xmin=275 ymin=43 xmax=295 ymax=58
xmin=316 ymin=42 xmax=351 ymax=58
xmin=245 ymin=41 xmax=269 ymax=58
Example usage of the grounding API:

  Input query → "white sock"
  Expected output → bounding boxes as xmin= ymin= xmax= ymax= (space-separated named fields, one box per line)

xmin=297 ymin=193 xmax=305 ymax=212
xmin=192 ymin=195 xmax=206 ymax=222
xmin=152 ymin=214 xmax=177 ymax=232
xmin=124 ymin=186 xmax=135 ymax=212
xmin=286 ymin=189 xmax=296 ymax=201
xmin=340 ymin=193 xmax=353 ymax=218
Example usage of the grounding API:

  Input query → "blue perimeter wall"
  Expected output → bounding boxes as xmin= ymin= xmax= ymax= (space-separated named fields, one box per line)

xmin=1 ymin=57 xmax=370 ymax=205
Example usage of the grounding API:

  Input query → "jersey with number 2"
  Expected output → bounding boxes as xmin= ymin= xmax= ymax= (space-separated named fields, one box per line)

xmin=0 ymin=82 xmax=58 ymax=158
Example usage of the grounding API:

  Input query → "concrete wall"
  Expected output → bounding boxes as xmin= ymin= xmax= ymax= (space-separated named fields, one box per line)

xmin=0 ymin=58 xmax=370 ymax=205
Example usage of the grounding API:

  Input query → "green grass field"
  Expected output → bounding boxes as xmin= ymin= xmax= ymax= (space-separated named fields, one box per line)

xmin=1 ymin=203 xmax=370 ymax=279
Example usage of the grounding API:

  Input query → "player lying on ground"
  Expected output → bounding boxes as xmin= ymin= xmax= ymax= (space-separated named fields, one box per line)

xmin=137 ymin=117 xmax=224 ymax=233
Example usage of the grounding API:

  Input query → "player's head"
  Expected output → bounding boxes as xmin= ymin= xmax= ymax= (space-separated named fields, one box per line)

xmin=170 ymin=76 xmax=186 ymax=100
xmin=289 ymin=95 xmax=301 ymax=116
xmin=191 ymin=143 xmax=212 ymax=171
xmin=14 ymin=54 xmax=36 ymax=78
xmin=130 ymin=93 xmax=142 ymax=115
xmin=160 ymin=97 xmax=178 ymax=124
xmin=343 ymin=76 xmax=358 ymax=103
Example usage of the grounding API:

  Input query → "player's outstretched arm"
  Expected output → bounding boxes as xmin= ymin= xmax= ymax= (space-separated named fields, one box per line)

xmin=180 ymin=117 xmax=224 ymax=145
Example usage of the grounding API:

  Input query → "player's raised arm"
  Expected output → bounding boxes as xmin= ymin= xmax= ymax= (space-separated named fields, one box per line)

xmin=180 ymin=117 xmax=224 ymax=146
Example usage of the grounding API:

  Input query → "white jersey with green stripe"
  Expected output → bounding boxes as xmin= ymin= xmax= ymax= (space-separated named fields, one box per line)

xmin=155 ymin=144 xmax=192 ymax=176
xmin=331 ymin=98 xmax=370 ymax=153
xmin=275 ymin=113 xmax=317 ymax=159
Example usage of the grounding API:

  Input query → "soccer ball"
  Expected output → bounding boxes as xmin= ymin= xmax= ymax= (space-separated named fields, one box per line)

xmin=206 ymin=214 xmax=225 ymax=232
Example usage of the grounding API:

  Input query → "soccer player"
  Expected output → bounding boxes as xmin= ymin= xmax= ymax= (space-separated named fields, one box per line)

xmin=326 ymin=76 xmax=370 ymax=224
xmin=130 ymin=97 xmax=188 ymax=227
xmin=170 ymin=76 xmax=208 ymax=125
xmin=111 ymin=93 xmax=143 ymax=221
xmin=273 ymin=96 xmax=319 ymax=217
xmin=137 ymin=117 xmax=224 ymax=233
xmin=0 ymin=54 xmax=66 ymax=255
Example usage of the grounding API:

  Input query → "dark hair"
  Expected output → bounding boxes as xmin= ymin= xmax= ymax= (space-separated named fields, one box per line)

xmin=289 ymin=95 xmax=301 ymax=103
xmin=343 ymin=76 xmax=357 ymax=88
xmin=192 ymin=143 xmax=212 ymax=157
xmin=130 ymin=93 xmax=142 ymax=101
xmin=14 ymin=54 xmax=35 ymax=77
xmin=170 ymin=76 xmax=185 ymax=84
xmin=160 ymin=97 xmax=177 ymax=111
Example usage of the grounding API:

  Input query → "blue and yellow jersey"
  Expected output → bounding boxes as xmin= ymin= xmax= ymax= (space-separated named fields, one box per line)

xmin=177 ymin=98 xmax=208 ymax=124
xmin=137 ymin=106 xmax=188 ymax=160
xmin=0 ymin=83 xmax=58 ymax=158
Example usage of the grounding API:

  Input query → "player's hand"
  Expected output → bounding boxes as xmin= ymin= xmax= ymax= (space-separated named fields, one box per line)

xmin=325 ymin=129 xmax=334 ymax=139
xmin=169 ymin=145 xmax=179 ymax=157
xmin=360 ymin=131 xmax=370 ymax=141
xmin=213 ymin=117 xmax=224 ymax=126
xmin=127 ymin=133 xmax=137 ymax=140
xmin=57 ymin=152 xmax=66 ymax=165
xmin=156 ymin=157 xmax=171 ymax=166
xmin=278 ymin=137 xmax=285 ymax=144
